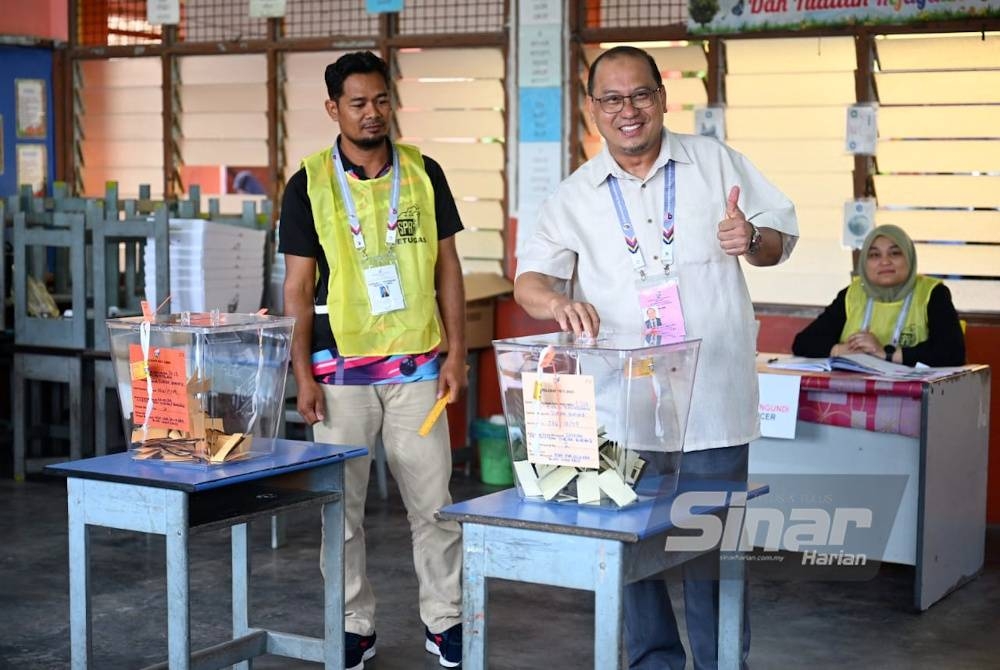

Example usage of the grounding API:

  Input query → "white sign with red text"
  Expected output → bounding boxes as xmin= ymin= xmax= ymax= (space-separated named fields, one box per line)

xmin=757 ymin=373 xmax=801 ymax=439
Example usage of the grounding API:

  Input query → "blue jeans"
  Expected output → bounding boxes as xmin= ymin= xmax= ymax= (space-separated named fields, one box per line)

xmin=624 ymin=444 xmax=751 ymax=670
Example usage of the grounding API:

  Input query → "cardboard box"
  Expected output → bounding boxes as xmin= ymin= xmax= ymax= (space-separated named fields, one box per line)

xmin=438 ymin=272 xmax=514 ymax=352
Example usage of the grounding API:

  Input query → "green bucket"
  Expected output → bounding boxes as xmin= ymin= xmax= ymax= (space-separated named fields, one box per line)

xmin=472 ymin=418 xmax=514 ymax=486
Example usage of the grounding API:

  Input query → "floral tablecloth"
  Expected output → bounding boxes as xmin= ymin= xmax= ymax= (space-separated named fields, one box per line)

xmin=796 ymin=374 xmax=923 ymax=438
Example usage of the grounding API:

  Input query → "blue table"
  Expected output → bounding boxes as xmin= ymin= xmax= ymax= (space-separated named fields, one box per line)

xmin=46 ymin=438 xmax=367 ymax=670
xmin=439 ymin=480 xmax=768 ymax=670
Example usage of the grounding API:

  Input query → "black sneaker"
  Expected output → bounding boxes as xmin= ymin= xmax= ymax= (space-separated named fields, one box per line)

xmin=346 ymin=631 xmax=376 ymax=670
xmin=424 ymin=624 xmax=461 ymax=667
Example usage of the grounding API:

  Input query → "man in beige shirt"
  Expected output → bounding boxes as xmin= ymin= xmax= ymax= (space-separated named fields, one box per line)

xmin=515 ymin=46 xmax=798 ymax=669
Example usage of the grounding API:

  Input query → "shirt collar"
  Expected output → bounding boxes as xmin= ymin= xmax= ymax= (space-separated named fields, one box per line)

xmin=335 ymin=136 xmax=392 ymax=180
xmin=588 ymin=128 xmax=693 ymax=188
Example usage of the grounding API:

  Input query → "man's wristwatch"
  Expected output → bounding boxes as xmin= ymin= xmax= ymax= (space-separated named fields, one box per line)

xmin=884 ymin=344 xmax=896 ymax=362
xmin=746 ymin=223 xmax=762 ymax=256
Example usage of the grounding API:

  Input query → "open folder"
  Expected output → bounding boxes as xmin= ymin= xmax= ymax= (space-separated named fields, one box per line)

xmin=767 ymin=353 xmax=959 ymax=380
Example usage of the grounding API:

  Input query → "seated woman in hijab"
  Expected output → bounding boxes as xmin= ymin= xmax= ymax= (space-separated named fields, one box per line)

xmin=792 ymin=224 xmax=965 ymax=367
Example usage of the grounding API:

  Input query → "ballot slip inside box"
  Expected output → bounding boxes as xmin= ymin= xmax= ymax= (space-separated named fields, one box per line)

xmin=493 ymin=331 xmax=701 ymax=509
xmin=106 ymin=312 xmax=295 ymax=467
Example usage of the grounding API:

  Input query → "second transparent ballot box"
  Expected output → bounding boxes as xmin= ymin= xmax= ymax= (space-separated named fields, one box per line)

xmin=106 ymin=312 xmax=295 ymax=465
xmin=493 ymin=332 xmax=700 ymax=508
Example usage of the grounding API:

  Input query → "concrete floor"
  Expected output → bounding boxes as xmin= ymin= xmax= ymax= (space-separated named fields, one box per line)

xmin=2 ymin=470 xmax=999 ymax=670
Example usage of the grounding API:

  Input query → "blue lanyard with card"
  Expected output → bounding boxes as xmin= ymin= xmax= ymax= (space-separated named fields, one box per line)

xmin=332 ymin=141 xmax=406 ymax=316
xmin=608 ymin=160 xmax=685 ymax=339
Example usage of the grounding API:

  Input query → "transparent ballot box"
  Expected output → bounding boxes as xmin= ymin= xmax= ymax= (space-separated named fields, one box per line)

xmin=106 ymin=312 xmax=295 ymax=465
xmin=493 ymin=332 xmax=700 ymax=508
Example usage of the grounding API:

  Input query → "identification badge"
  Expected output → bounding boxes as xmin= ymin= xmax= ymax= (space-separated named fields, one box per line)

xmin=637 ymin=274 xmax=685 ymax=339
xmin=363 ymin=255 xmax=406 ymax=315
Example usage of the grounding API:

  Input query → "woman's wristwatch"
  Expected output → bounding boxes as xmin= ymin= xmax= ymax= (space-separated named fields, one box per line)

xmin=884 ymin=344 xmax=896 ymax=362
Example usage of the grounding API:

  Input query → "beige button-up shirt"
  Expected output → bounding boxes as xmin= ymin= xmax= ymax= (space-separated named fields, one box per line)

xmin=516 ymin=130 xmax=799 ymax=451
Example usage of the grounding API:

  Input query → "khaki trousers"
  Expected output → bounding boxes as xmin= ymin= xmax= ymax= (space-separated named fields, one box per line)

xmin=314 ymin=380 xmax=463 ymax=635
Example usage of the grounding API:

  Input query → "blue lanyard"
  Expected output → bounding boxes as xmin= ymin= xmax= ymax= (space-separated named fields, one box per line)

xmin=331 ymin=141 xmax=401 ymax=252
xmin=607 ymin=160 xmax=676 ymax=275
xmin=861 ymin=292 xmax=914 ymax=347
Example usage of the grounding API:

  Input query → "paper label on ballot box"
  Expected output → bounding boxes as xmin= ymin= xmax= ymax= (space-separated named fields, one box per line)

xmin=129 ymin=344 xmax=191 ymax=432
xmin=521 ymin=372 xmax=599 ymax=468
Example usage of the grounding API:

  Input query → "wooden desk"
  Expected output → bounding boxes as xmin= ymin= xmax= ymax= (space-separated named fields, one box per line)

xmin=753 ymin=363 xmax=990 ymax=610
xmin=47 ymin=439 xmax=367 ymax=670
xmin=440 ymin=482 xmax=768 ymax=670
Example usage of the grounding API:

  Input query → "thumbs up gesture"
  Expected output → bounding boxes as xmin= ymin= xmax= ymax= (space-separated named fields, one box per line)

xmin=717 ymin=185 xmax=752 ymax=256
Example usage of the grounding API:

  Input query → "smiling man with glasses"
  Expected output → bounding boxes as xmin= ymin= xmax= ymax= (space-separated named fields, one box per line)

xmin=515 ymin=45 xmax=800 ymax=670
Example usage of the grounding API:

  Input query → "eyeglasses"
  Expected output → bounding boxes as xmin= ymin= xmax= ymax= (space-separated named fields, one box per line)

xmin=591 ymin=87 xmax=662 ymax=114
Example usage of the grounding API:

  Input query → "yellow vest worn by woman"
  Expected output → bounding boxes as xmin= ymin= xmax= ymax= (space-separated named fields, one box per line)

xmin=302 ymin=143 xmax=441 ymax=356
xmin=841 ymin=275 xmax=940 ymax=348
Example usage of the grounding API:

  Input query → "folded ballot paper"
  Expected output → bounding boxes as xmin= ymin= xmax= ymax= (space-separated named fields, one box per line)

xmin=767 ymin=353 xmax=958 ymax=380
xmin=145 ymin=219 xmax=268 ymax=313
xmin=512 ymin=426 xmax=647 ymax=508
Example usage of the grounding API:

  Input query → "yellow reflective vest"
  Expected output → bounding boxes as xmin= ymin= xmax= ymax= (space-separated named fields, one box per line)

xmin=302 ymin=143 xmax=441 ymax=356
xmin=841 ymin=275 xmax=940 ymax=348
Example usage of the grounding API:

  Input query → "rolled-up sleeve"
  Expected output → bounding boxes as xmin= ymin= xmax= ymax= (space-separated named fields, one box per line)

xmin=736 ymin=151 xmax=799 ymax=264
xmin=515 ymin=194 xmax=578 ymax=281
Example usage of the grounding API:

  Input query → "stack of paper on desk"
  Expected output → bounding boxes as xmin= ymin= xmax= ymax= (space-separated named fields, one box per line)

xmin=145 ymin=219 xmax=268 ymax=313
xmin=767 ymin=353 xmax=957 ymax=380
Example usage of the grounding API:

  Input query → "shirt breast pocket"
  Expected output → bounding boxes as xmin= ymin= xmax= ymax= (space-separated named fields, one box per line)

xmin=675 ymin=204 xmax=726 ymax=266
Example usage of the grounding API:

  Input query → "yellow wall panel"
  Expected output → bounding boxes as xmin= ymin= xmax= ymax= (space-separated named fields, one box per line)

xmin=180 ymin=84 xmax=268 ymax=113
xmin=744 ymin=267 xmax=852 ymax=306
xmin=80 ymin=141 xmax=164 ymax=168
xmin=744 ymin=237 xmax=853 ymax=304
xmin=179 ymin=140 xmax=268 ymax=166
xmin=414 ymin=141 xmax=504 ymax=172
xmin=876 ymin=71 xmax=1000 ymax=104
xmin=82 ymin=114 xmax=163 ymax=141
xmin=874 ymin=175 xmax=1000 ymax=208
xmin=784 ymin=207 xmax=842 ymax=239
xmin=284 ymin=51 xmax=349 ymax=81
xmin=877 ymin=140 xmax=1000 ymax=174
xmin=284 ymin=139 xmax=327 ymax=168
xmin=397 ymin=49 xmax=504 ymax=78
xmin=285 ymin=82 xmax=328 ymax=110
xmin=769 ymin=172 xmax=853 ymax=208
xmin=915 ymin=242 xmax=1000 ymax=277
xmin=456 ymin=200 xmax=504 ymax=230
xmin=940 ymin=278 xmax=1000 ymax=313
xmin=456 ymin=229 xmax=504 ymax=259
xmin=181 ymin=113 xmax=268 ymax=140
xmin=876 ymin=210 xmax=1000 ymax=244
xmin=179 ymin=54 xmax=267 ymax=85
xmin=727 ymin=72 xmax=855 ymax=106
xmin=397 ymin=110 xmax=504 ymax=139
xmin=725 ymin=36 xmax=856 ymax=74
xmin=728 ymin=140 xmax=853 ymax=173
xmin=79 ymin=58 xmax=161 ymax=87
xmin=80 ymin=88 xmax=162 ymax=114
xmin=879 ymin=106 xmax=1000 ymax=139
xmin=662 ymin=77 xmax=707 ymax=106
xmin=396 ymin=79 xmax=504 ymax=109
xmin=447 ymin=171 xmax=504 ymax=200
xmin=461 ymin=259 xmax=504 ymax=275
xmin=727 ymin=107 xmax=844 ymax=140
xmin=876 ymin=34 xmax=1000 ymax=71
xmin=284 ymin=110 xmax=336 ymax=138
xmin=665 ymin=112 xmax=695 ymax=134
